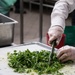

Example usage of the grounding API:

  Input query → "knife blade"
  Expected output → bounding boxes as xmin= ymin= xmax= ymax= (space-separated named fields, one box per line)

xmin=49 ymin=39 xmax=56 ymax=65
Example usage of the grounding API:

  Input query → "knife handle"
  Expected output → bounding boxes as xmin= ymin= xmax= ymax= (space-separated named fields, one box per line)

xmin=51 ymin=39 xmax=57 ymax=47
xmin=49 ymin=39 xmax=56 ymax=65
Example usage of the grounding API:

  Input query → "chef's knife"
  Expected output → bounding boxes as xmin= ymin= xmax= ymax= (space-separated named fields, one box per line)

xmin=49 ymin=39 xmax=56 ymax=65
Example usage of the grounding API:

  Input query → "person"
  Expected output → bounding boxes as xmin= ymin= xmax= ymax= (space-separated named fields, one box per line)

xmin=0 ymin=1 xmax=10 ymax=16
xmin=48 ymin=0 xmax=75 ymax=62
xmin=0 ymin=0 xmax=16 ymax=16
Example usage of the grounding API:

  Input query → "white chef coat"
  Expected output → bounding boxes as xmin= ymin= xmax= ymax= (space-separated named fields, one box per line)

xmin=51 ymin=0 xmax=75 ymax=30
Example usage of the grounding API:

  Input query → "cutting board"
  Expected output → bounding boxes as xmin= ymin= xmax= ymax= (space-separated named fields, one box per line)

xmin=0 ymin=42 xmax=75 ymax=75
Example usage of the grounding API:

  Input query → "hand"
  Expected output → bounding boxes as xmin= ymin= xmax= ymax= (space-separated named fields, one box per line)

xmin=57 ymin=45 xmax=75 ymax=62
xmin=48 ymin=26 xmax=63 ymax=46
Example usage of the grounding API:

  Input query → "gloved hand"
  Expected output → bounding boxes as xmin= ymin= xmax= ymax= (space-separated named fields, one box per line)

xmin=57 ymin=45 xmax=75 ymax=62
xmin=48 ymin=26 xmax=63 ymax=46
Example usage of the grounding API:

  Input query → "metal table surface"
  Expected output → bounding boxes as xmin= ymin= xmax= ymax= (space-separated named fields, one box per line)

xmin=0 ymin=42 xmax=75 ymax=75
xmin=0 ymin=42 xmax=51 ymax=75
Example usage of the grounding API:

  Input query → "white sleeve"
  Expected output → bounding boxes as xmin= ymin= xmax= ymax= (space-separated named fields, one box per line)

xmin=51 ymin=0 xmax=75 ymax=30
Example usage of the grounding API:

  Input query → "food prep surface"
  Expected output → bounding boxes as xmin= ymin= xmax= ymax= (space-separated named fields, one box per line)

xmin=0 ymin=42 xmax=75 ymax=75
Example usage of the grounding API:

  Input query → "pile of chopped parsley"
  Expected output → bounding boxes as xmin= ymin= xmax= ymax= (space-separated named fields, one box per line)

xmin=7 ymin=49 xmax=73 ymax=75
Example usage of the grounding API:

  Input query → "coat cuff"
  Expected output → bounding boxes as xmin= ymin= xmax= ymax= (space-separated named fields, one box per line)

xmin=51 ymin=15 xmax=65 ymax=30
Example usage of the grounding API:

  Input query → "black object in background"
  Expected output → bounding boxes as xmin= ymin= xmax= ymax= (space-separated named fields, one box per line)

xmin=72 ymin=10 xmax=75 ymax=25
xmin=14 ymin=0 xmax=26 ymax=13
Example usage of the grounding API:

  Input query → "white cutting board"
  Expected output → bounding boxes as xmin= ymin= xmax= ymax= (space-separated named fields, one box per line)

xmin=0 ymin=42 xmax=75 ymax=75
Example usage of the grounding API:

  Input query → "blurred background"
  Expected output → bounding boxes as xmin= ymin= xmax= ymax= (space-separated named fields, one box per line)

xmin=0 ymin=0 xmax=72 ymax=47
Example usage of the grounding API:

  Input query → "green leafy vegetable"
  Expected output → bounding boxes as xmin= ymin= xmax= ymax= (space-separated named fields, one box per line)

xmin=7 ymin=49 xmax=73 ymax=75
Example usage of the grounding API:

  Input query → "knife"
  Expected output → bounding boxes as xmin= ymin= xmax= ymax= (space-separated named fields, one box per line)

xmin=49 ymin=39 xmax=56 ymax=65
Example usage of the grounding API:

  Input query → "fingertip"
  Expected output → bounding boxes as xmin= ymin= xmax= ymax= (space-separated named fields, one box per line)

xmin=56 ymin=53 xmax=60 ymax=59
xmin=56 ymin=40 xmax=59 ymax=45
xmin=48 ymin=41 xmax=51 ymax=46
xmin=48 ymin=39 xmax=53 ymax=46
xmin=56 ymin=50 xmax=61 ymax=58
xmin=57 ymin=55 xmax=60 ymax=59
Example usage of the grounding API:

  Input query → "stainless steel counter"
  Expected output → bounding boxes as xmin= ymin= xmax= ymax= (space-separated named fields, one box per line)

xmin=0 ymin=42 xmax=75 ymax=75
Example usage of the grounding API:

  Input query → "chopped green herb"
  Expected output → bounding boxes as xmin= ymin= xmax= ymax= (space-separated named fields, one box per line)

xmin=7 ymin=49 xmax=73 ymax=75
